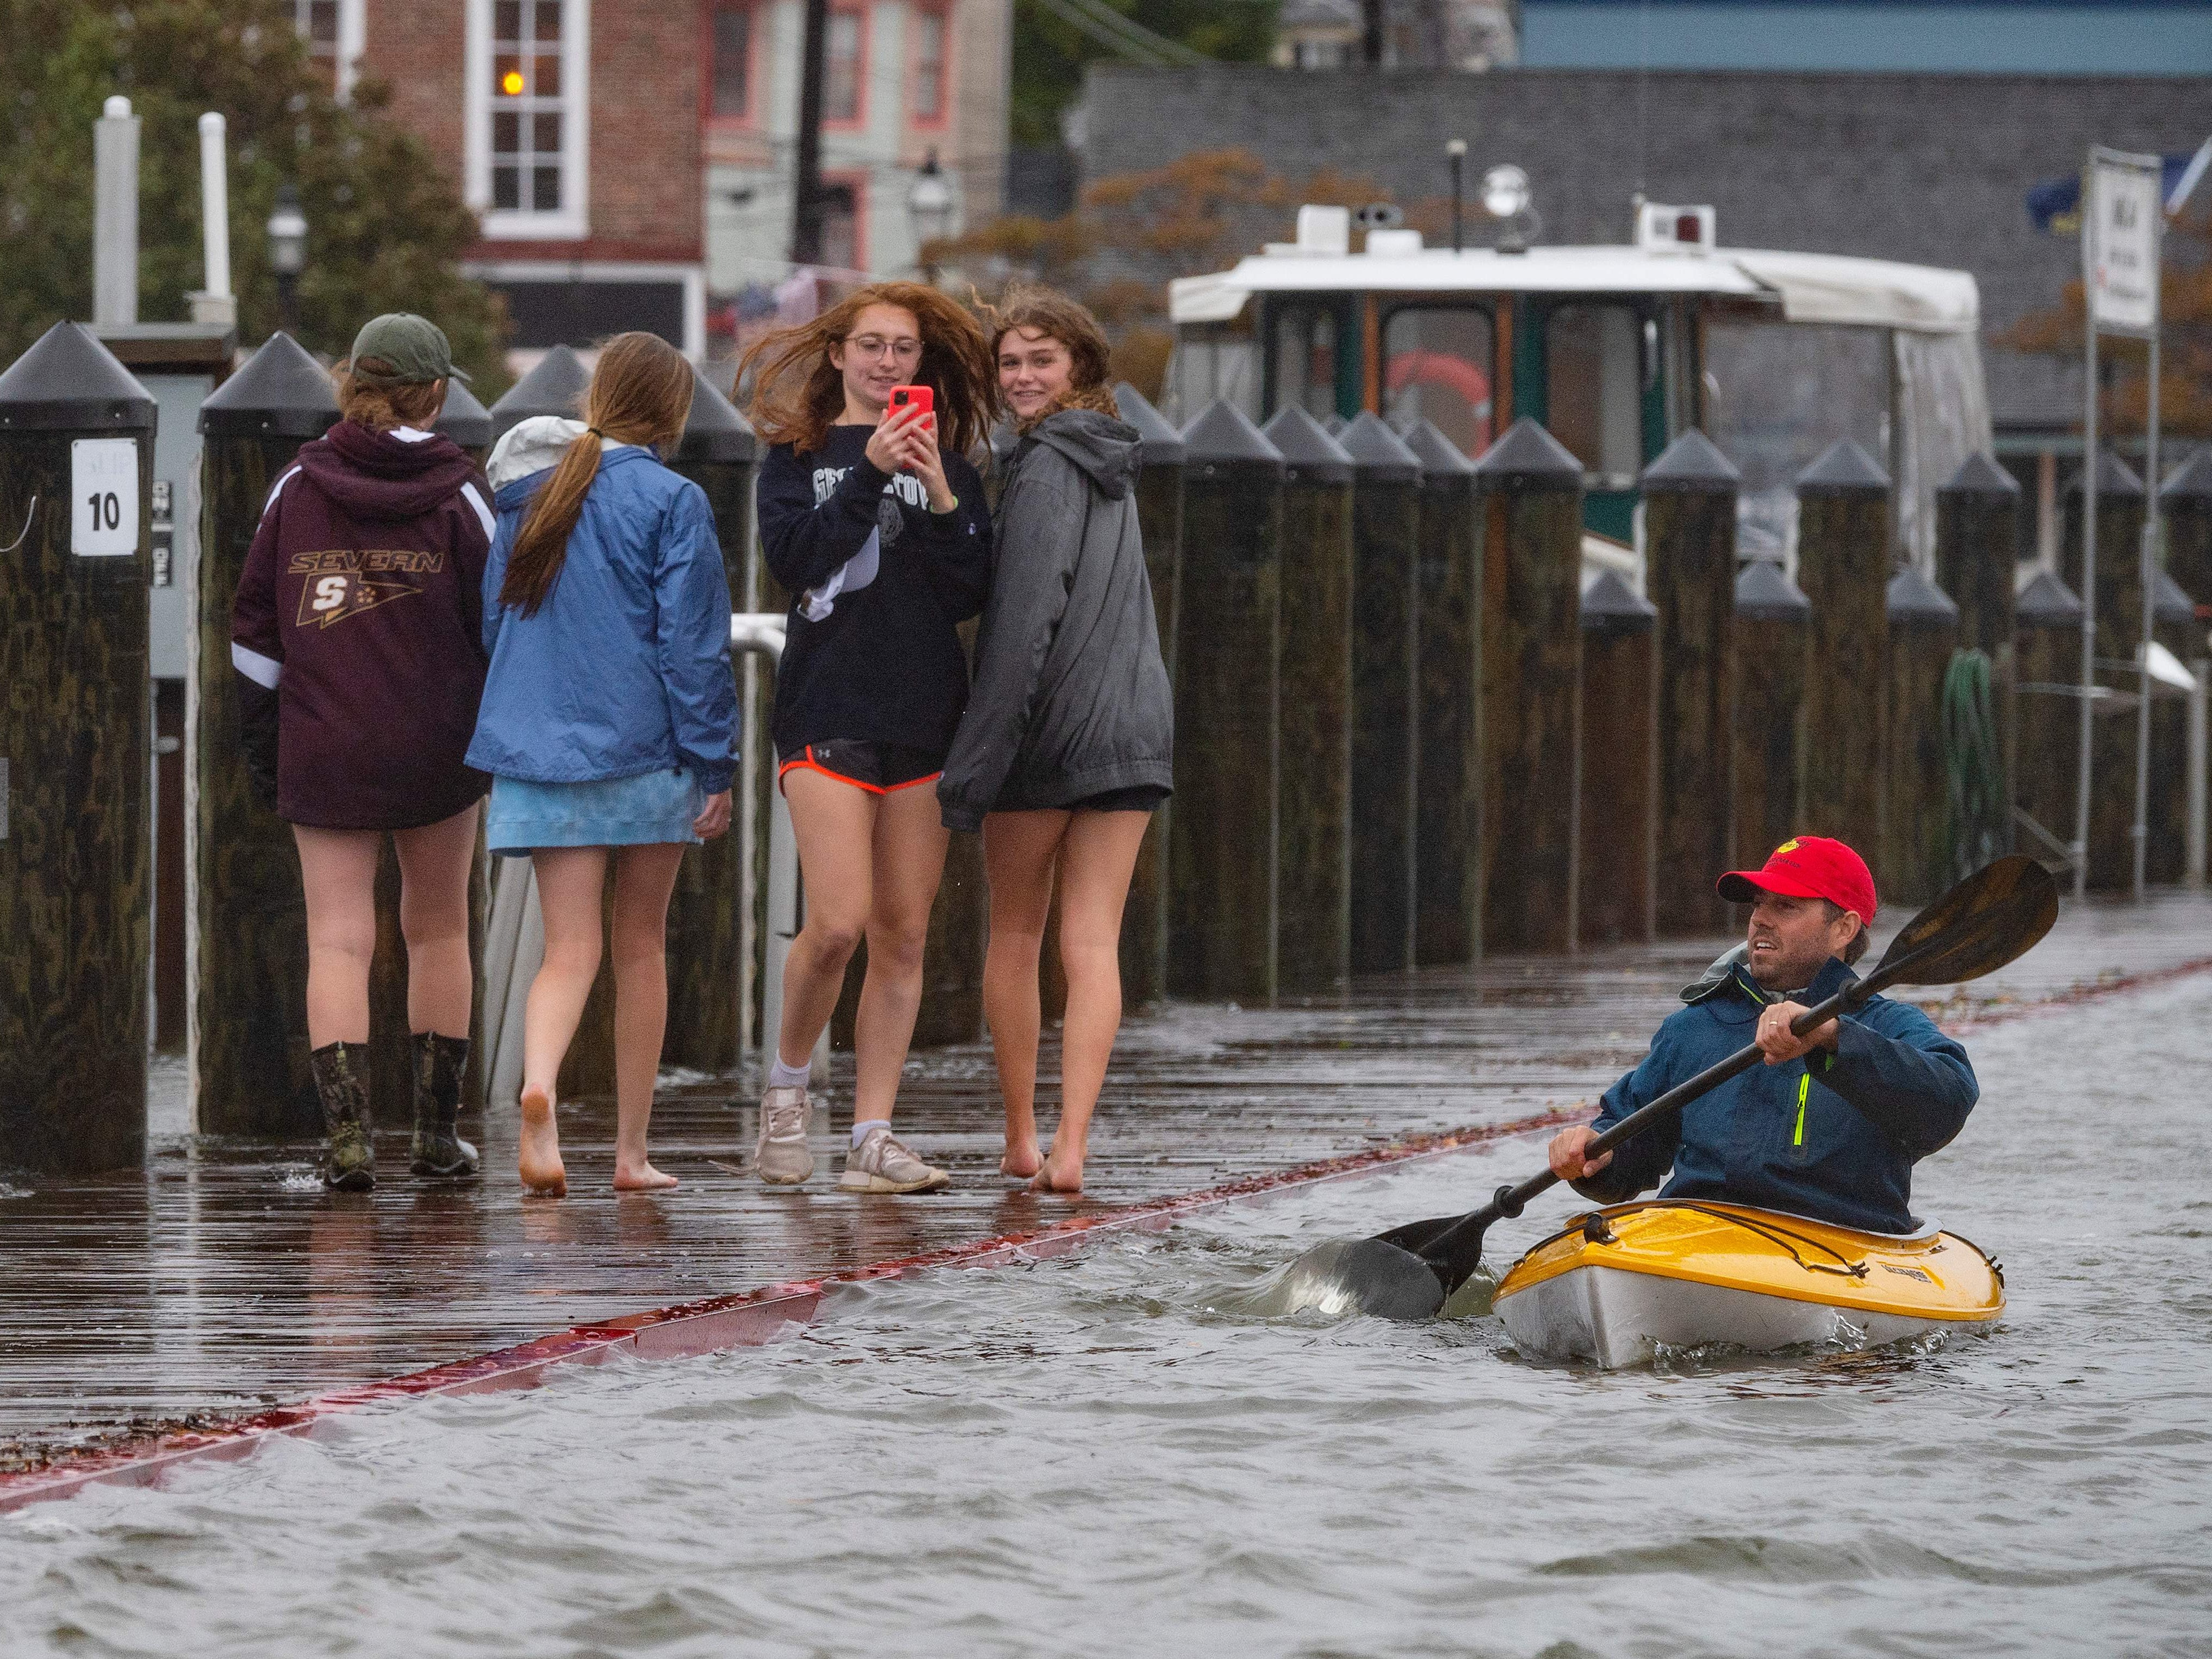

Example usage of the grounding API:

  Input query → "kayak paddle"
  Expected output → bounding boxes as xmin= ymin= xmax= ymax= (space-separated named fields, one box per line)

xmin=1283 ymin=855 xmax=2060 ymax=1322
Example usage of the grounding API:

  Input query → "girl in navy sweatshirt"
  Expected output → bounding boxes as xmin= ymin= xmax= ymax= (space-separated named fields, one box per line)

xmin=742 ymin=283 xmax=994 ymax=1194
xmin=231 ymin=313 xmax=492 ymax=1192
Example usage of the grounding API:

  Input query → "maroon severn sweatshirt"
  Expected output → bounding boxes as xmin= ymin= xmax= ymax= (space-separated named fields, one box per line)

xmin=231 ymin=421 xmax=494 ymax=830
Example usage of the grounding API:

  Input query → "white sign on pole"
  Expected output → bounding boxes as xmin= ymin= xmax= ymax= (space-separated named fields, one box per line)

xmin=2085 ymin=154 xmax=2160 ymax=335
xmin=70 ymin=438 xmax=139 ymax=557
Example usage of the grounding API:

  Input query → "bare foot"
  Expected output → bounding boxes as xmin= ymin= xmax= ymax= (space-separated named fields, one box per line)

xmin=518 ymin=1085 xmax=567 ymax=1198
xmin=999 ymin=1140 xmax=1042 ymax=1180
xmin=612 ymin=1162 xmax=679 ymax=1192
xmin=1029 ymin=1149 xmax=1084 ymax=1194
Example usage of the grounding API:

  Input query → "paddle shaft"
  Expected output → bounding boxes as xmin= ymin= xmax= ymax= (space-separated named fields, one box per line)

xmin=1411 ymin=972 xmax=1898 ymax=1274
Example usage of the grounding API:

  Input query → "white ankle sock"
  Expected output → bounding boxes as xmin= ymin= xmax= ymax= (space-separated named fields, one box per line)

xmin=852 ymin=1120 xmax=886 ymax=1148
xmin=767 ymin=1056 xmax=811 ymax=1092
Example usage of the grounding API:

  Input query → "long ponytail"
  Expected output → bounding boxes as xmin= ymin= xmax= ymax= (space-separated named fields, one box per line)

xmin=502 ymin=332 xmax=696 ymax=617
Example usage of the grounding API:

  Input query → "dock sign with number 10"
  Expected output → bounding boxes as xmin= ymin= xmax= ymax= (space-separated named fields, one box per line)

xmin=71 ymin=438 xmax=139 ymax=557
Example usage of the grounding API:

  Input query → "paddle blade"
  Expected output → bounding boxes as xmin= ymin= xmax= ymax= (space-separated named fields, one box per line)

xmin=1271 ymin=1238 xmax=1446 ymax=1321
xmin=1870 ymin=855 xmax=2059 ymax=991
xmin=1374 ymin=1213 xmax=1465 ymax=1257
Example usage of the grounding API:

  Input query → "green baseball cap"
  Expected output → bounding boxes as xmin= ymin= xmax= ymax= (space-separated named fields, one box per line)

xmin=346 ymin=313 xmax=471 ymax=385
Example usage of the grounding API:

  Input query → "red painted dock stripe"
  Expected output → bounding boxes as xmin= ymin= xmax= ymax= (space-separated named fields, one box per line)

xmin=7 ymin=951 xmax=2205 ymax=1514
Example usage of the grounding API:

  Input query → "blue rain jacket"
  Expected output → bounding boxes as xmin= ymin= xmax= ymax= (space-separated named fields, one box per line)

xmin=1574 ymin=953 xmax=1978 ymax=1234
xmin=469 ymin=448 xmax=737 ymax=795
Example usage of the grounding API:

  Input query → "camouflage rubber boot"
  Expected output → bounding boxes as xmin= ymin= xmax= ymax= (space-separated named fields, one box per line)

xmin=409 ymin=1031 xmax=481 ymax=1178
xmin=310 ymin=1039 xmax=376 ymax=1192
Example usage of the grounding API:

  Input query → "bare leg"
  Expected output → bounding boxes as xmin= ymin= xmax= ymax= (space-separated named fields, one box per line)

xmin=518 ymin=846 xmax=608 ymax=1197
xmin=293 ymin=826 xmax=383 ymax=1048
xmin=852 ymin=784 xmax=949 ymax=1128
xmin=777 ymin=769 xmax=878 ymax=1068
xmin=392 ymin=801 xmax=481 ymax=1039
xmin=1038 ymin=810 xmax=1151 ymax=1193
xmin=981 ymin=810 xmax=1071 ymax=1178
xmin=608 ymin=841 xmax=686 ymax=1191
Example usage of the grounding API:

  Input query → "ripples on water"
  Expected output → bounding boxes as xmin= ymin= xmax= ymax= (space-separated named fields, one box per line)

xmin=5 ymin=981 xmax=2210 ymax=1657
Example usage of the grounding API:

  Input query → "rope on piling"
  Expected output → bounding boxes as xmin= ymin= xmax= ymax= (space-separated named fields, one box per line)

xmin=1943 ymin=647 xmax=2009 ymax=881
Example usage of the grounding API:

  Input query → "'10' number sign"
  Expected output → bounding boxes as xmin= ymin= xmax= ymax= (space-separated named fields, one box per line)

xmin=71 ymin=438 xmax=140 ymax=557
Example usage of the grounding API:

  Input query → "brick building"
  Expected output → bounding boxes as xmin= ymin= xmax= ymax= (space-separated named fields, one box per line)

xmin=299 ymin=0 xmax=708 ymax=358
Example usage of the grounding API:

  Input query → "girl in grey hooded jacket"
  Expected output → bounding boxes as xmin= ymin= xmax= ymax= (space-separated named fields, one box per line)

xmin=941 ymin=289 xmax=1173 ymax=1193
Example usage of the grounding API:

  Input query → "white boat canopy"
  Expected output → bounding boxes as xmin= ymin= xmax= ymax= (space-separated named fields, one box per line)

xmin=1170 ymin=244 xmax=1979 ymax=335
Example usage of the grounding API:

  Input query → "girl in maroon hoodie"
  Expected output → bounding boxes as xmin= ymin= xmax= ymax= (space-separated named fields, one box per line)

xmin=231 ymin=313 xmax=494 ymax=1192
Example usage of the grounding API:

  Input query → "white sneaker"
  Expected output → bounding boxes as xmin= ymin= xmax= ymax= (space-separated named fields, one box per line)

xmin=838 ymin=1124 xmax=950 ymax=1194
xmin=754 ymin=1085 xmax=815 ymax=1185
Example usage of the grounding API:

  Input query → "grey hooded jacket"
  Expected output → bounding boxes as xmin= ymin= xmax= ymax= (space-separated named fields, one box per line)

xmin=937 ymin=407 xmax=1174 ymax=832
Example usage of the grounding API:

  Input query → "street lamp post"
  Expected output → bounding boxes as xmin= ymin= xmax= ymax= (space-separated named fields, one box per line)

xmin=266 ymin=182 xmax=307 ymax=336
xmin=908 ymin=152 xmax=954 ymax=283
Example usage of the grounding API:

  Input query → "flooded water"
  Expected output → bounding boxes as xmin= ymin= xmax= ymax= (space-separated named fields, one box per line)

xmin=5 ymin=975 xmax=2209 ymax=1656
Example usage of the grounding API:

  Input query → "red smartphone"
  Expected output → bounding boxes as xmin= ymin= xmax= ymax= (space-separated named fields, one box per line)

xmin=887 ymin=384 xmax=934 ymax=425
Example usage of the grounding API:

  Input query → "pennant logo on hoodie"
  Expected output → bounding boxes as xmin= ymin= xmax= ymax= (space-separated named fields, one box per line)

xmin=288 ymin=549 xmax=440 ymax=628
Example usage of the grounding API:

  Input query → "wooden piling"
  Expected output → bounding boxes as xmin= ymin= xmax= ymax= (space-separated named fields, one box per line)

xmin=1169 ymin=402 xmax=1283 ymax=1002
xmin=1642 ymin=430 xmax=1739 ymax=936
xmin=1113 ymin=383 xmax=1184 ymax=1006
xmin=1261 ymin=407 xmax=1354 ymax=992
xmin=1340 ymin=412 xmax=1423 ymax=973
xmin=2148 ymin=572 xmax=2195 ymax=884
xmin=662 ymin=365 xmax=756 ymax=1071
xmin=1883 ymin=568 xmax=1960 ymax=905
xmin=1475 ymin=418 xmax=1585 ymax=954
xmin=192 ymin=334 xmax=339 ymax=1136
xmin=1732 ymin=560 xmax=1811 ymax=871
xmin=1794 ymin=439 xmax=1891 ymax=854
xmin=1934 ymin=453 xmax=2021 ymax=858
xmin=2060 ymin=452 xmax=2147 ymax=891
xmin=0 ymin=324 xmax=157 ymax=1174
xmin=2164 ymin=453 xmax=2212 ymax=883
xmin=1577 ymin=573 xmax=1657 ymax=946
xmin=1401 ymin=417 xmax=1482 ymax=967
xmin=2013 ymin=571 xmax=2083 ymax=865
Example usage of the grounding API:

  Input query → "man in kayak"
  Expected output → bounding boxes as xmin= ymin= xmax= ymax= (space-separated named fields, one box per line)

xmin=1546 ymin=836 xmax=1977 ymax=1234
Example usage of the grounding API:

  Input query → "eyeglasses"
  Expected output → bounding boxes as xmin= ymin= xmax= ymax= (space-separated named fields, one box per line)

xmin=844 ymin=334 xmax=923 ymax=362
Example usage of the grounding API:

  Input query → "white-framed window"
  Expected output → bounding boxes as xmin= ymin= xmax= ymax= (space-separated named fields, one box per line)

xmin=464 ymin=0 xmax=592 ymax=240
xmin=911 ymin=5 xmax=947 ymax=125
xmin=291 ymin=0 xmax=365 ymax=100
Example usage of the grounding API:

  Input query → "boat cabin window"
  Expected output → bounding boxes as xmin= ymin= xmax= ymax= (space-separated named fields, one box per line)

xmin=1382 ymin=305 xmax=1495 ymax=457
xmin=1546 ymin=303 xmax=1643 ymax=487
xmin=1270 ymin=302 xmax=1341 ymax=422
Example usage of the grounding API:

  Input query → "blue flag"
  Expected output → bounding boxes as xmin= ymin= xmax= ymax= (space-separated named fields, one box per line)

xmin=2028 ymin=142 xmax=2212 ymax=234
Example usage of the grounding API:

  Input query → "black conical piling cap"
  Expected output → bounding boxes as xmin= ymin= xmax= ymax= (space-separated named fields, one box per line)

xmin=1339 ymin=411 xmax=1421 ymax=483
xmin=2160 ymin=449 xmax=2212 ymax=501
xmin=1736 ymin=557 xmax=1810 ymax=620
xmin=675 ymin=362 xmax=757 ymax=463
xmin=1322 ymin=413 xmax=1349 ymax=437
xmin=1887 ymin=565 xmax=1959 ymax=627
xmin=1641 ymin=428 xmax=1738 ymax=494
xmin=2016 ymin=569 xmax=2083 ymax=624
xmin=1582 ymin=569 xmax=1656 ymax=634
xmin=1182 ymin=400 xmax=1284 ymax=474
xmin=2065 ymin=449 xmax=2144 ymax=499
xmin=198 ymin=332 xmax=338 ymax=438
xmin=490 ymin=344 xmax=592 ymax=439
xmin=0 ymin=321 xmax=157 ymax=432
xmin=1797 ymin=438 xmax=1890 ymax=494
xmin=1940 ymin=452 xmax=2019 ymax=499
xmin=433 ymin=379 xmax=493 ymax=450
xmin=1474 ymin=417 xmax=1583 ymax=490
xmin=1395 ymin=415 xmax=1477 ymax=480
xmin=1262 ymin=406 xmax=1353 ymax=485
xmin=1113 ymin=382 xmax=1185 ymax=467
xmin=2154 ymin=570 xmax=2197 ymax=628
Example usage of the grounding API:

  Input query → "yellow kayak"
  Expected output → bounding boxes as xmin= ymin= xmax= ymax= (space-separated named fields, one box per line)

xmin=1490 ymin=1201 xmax=2004 ymax=1367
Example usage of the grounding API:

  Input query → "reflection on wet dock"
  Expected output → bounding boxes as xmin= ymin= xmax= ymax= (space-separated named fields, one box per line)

xmin=3 ymin=892 xmax=2208 ymax=1468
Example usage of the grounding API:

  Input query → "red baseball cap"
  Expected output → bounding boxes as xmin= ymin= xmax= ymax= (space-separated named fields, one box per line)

xmin=1716 ymin=836 xmax=1878 ymax=923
